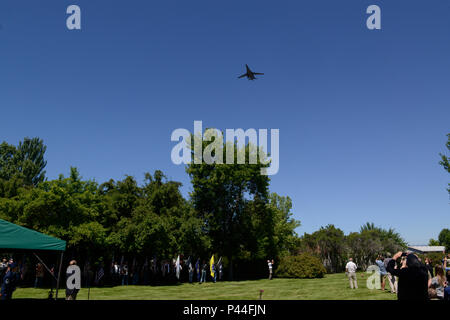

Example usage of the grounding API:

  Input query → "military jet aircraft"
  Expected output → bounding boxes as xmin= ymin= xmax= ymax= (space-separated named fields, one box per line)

xmin=238 ymin=64 xmax=264 ymax=80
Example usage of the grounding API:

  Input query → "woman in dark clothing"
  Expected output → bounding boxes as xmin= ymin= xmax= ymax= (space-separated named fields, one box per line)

xmin=386 ymin=251 xmax=429 ymax=301
xmin=424 ymin=258 xmax=434 ymax=277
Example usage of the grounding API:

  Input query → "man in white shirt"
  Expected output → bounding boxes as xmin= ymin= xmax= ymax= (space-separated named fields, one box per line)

xmin=267 ymin=260 xmax=274 ymax=280
xmin=345 ymin=258 xmax=358 ymax=289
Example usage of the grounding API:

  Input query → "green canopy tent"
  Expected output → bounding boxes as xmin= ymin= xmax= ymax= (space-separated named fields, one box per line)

xmin=0 ymin=219 xmax=66 ymax=299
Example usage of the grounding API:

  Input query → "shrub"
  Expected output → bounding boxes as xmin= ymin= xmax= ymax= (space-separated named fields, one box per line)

xmin=275 ymin=253 xmax=326 ymax=279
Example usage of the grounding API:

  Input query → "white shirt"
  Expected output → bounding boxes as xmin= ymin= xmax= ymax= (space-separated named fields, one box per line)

xmin=345 ymin=261 xmax=357 ymax=273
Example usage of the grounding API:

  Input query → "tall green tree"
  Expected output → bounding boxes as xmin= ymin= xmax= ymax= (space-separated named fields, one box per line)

xmin=0 ymin=142 xmax=18 ymax=181
xmin=314 ymin=225 xmax=346 ymax=273
xmin=16 ymin=137 xmax=47 ymax=186
xmin=300 ymin=225 xmax=346 ymax=273
xmin=106 ymin=171 xmax=209 ymax=259
xmin=267 ymin=193 xmax=301 ymax=256
xmin=360 ymin=222 xmax=406 ymax=253
xmin=438 ymin=228 xmax=450 ymax=251
xmin=0 ymin=137 xmax=47 ymax=189
xmin=186 ymin=136 xmax=270 ymax=280
xmin=439 ymin=133 xmax=450 ymax=194
xmin=429 ymin=239 xmax=440 ymax=246
xmin=346 ymin=231 xmax=383 ymax=270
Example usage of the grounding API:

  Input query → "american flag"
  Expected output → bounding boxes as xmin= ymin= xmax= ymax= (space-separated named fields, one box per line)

xmin=95 ymin=267 xmax=104 ymax=284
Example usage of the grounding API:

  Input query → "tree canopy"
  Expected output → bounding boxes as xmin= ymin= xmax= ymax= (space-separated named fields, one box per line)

xmin=0 ymin=137 xmax=299 ymax=280
xmin=439 ymin=133 xmax=450 ymax=194
xmin=298 ymin=223 xmax=406 ymax=272
xmin=0 ymin=137 xmax=47 ymax=189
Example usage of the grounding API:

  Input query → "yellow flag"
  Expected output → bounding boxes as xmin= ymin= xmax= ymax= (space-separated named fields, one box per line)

xmin=210 ymin=254 xmax=215 ymax=277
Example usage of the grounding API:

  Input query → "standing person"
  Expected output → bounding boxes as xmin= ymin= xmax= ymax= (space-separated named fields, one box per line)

xmin=1 ymin=263 xmax=20 ymax=300
xmin=112 ymin=261 xmax=120 ymax=286
xmin=50 ymin=264 xmax=57 ymax=290
xmin=267 ymin=260 xmax=274 ymax=280
xmin=428 ymin=265 xmax=447 ymax=300
xmin=132 ymin=264 xmax=139 ymax=285
xmin=149 ymin=258 xmax=156 ymax=284
xmin=442 ymin=256 xmax=450 ymax=300
xmin=142 ymin=258 xmax=149 ymax=285
xmin=161 ymin=261 xmax=166 ymax=278
xmin=444 ymin=255 xmax=450 ymax=282
xmin=384 ymin=254 xmax=397 ymax=293
xmin=345 ymin=258 xmax=358 ymax=289
xmin=34 ymin=262 xmax=44 ymax=288
xmin=188 ymin=260 xmax=194 ymax=284
xmin=66 ymin=260 xmax=80 ymax=300
xmin=195 ymin=259 xmax=201 ymax=283
xmin=218 ymin=258 xmax=223 ymax=281
xmin=95 ymin=264 xmax=105 ymax=287
xmin=200 ymin=261 xmax=207 ymax=283
xmin=20 ymin=260 xmax=28 ymax=283
xmin=0 ymin=258 xmax=8 ymax=281
xmin=425 ymin=258 xmax=434 ymax=277
xmin=0 ymin=258 xmax=6 ymax=268
xmin=212 ymin=262 xmax=217 ymax=283
xmin=375 ymin=256 xmax=388 ymax=291
xmin=386 ymin=252 xmax=429 ymax=301
xmin=121 ymin=262 xmax=129 ymax=285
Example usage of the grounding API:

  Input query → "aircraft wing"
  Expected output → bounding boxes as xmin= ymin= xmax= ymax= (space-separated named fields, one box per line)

xmin=238 ymin=73 xmax=247 ymax=78
xmin=253 ymin=73 xmax=264 ymax=75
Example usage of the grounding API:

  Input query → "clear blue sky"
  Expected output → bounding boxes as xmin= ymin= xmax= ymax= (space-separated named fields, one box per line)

xmin=0 ymin=0 xmax=448 ymax=245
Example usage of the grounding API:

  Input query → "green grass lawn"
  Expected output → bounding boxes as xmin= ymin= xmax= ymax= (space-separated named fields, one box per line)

xmin=13 ymin=273 xmax=397 ymax=300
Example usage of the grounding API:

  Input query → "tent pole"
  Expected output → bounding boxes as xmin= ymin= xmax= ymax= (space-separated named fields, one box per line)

xmin=55 ymin=252 xmax=64 ymax=300
xmin=33 ymin=253 xmax=57 ymax=281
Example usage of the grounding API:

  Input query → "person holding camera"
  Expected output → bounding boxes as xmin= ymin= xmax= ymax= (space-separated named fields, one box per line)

xmin=386 ymin=251 xmax=429 ymax=300
xmin=384 ymin=254 xmax=397 ymax=293
xmin=375 ymin=256 xmax=388 ymax=291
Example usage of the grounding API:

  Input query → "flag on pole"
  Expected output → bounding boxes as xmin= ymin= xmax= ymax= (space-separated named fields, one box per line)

xmin=176 ymin=255 xmax=181 ymax=279
xmin=95 ymin=267 xmax=104 ymax=284
xmin=210 ymin=255 xmax=215 ymax=277
xmin=186 ymin=256 xmax=191 ymax=268
xmin=195 ymin=258 xmax=200 ymax=273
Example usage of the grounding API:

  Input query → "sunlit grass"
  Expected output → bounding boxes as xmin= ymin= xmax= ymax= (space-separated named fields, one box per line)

xmin=13 ymin=272 xmax=397 ymax=300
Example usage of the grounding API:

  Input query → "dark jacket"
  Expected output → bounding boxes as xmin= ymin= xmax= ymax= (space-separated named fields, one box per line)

xmin=425 ymin=263 xmax=434 ymax=277
xmin=1 ymin=270 xmax=20 ymax=297
xmin=386 ymin=258 xmax=429 ymax=301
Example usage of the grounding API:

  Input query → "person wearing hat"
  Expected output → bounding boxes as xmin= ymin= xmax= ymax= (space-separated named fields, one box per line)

xmin=66 ymin=260 xmax=80 ymax=300
xmin=1 ymin=263 xmax=20 ymax=300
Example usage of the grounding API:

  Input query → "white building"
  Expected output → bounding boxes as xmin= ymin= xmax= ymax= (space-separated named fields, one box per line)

xmin=407 ymin=245 xmax=446 ymax=254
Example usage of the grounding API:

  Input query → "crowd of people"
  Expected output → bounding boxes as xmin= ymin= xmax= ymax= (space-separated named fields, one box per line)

xmin=2 ymin=250 xmax=450 ymax=301
xmin=345 ymin=252 xmax=450 ymax=300
xmin=0 ymin=258 xmax=21 ymax=300
xmin=0 ymin=254 xmax=278 ymax=300
xmin=107 ymin=256 xmax=225 ymax=287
